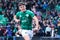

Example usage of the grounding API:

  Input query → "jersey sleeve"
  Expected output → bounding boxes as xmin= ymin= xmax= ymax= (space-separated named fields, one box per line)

xmin=16 ymin=12 xmax=20 ymax=19
xmin=29 ymin=11 xmax=35 ymax=18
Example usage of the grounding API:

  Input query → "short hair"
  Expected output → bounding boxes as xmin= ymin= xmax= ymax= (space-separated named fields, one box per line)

xmin=18 ymin=2 xmax=25 ymax=6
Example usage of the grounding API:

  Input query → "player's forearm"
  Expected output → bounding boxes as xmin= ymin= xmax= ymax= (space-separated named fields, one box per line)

xmin=33 ymin=16 xmax=39 ymax=28
xmin=35 ymin=18 xmax=39 ymax=28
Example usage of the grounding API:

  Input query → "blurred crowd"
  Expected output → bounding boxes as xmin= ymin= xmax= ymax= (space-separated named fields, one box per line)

xmin=0 ymin=0 xmax=60 ymax=37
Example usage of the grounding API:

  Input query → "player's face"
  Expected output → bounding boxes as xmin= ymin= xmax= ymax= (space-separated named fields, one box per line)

xmin=19 ymin=5 xmax=26 ymax=12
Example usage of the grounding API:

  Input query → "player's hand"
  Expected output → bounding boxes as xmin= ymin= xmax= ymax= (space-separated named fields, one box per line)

xmin=33 ymin=27 xmax=39 ymax=33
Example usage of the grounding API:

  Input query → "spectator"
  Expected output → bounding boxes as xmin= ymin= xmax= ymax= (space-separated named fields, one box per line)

xmin=45 ymin=24 xmax=51 ymax=36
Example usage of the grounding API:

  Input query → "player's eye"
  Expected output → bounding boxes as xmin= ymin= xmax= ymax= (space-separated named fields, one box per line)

xmin=20 ymin=6 xmax=22 ymax=8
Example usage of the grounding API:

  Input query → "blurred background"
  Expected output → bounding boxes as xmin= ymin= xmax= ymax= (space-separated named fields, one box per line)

xmin=0 ymin=0 xmax=60 ymax=40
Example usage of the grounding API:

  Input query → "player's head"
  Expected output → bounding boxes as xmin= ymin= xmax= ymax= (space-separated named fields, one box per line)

xmin=18 ymin=2 xmax=26 ymax=12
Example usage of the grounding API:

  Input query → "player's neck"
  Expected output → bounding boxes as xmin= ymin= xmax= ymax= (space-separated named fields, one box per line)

xmin=21 ymin=9 xmax=26 ymax=13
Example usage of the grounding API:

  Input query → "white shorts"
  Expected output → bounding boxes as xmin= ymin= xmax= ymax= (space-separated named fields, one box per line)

xmin=18 ymin=29 xmax=33 ymax=40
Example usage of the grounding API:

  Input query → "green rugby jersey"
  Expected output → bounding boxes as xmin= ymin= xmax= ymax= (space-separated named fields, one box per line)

xmin=16 ymin=10 xmax=35 ymax=30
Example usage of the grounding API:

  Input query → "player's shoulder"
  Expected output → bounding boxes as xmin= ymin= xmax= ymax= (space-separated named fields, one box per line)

xmin=16 ymin=11 xmax=22 ymax=15
xmin=26 ymin=10 xmax=33 ymax=13
xmin=16 ymin=11 xmax=21 ymax=14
